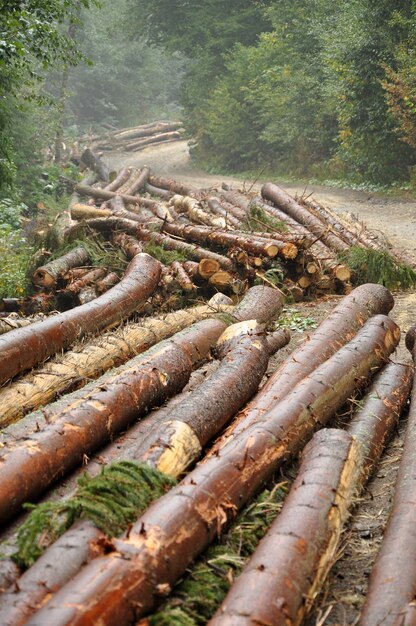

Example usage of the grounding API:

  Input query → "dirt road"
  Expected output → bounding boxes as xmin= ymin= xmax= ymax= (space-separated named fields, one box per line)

xmin=108 ymin=140 xmax=416 ymax=625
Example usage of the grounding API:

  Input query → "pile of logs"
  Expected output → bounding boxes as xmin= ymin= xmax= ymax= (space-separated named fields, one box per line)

xmin=82 ymin=120 xmax=185 ymax=153
xmin=0 ymin=149 xmax=414 ymax=626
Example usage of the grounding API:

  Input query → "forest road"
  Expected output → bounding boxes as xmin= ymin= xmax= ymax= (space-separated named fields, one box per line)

xmin=108 ymin=139 xmax=416 ymax=625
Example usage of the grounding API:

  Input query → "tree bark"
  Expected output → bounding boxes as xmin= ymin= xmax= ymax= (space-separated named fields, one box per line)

xmin=24 ymin=315 xmax=399 ymax=626
xmin=80 ymin=148 xmax=109 ymax=182
xmin=137 ymin=227 xmax=234 ymax=271
xmin=360 ymin=327 xmax=416 ymax=626
xmin=104 ymin=167 xmax=132 ymax=192
xmin=74 ymin=183 xmax=157 ymax=208
xmin=209 ymin=361 xmax=412 ymax=626
xmin=206 ymin=197 xmax=242 ymax=229
xmin=213 ymin=283 xmax=394 ymax=444
xmin=95 ymin=273 xmax=120 ymax=294
xmin=124 ymin=167 xmax=150 ymax=196
xmin=170 ymin=195 xmax=226 ymax=228
xmin=261 ymin=182 xmax=349 ymax=253
xmin=0 ymin=319 xmax=226 ymax=524
xmin=0 ymin=253 xmax=161 ymax=385
xmin=111 ymin=122 xmax=182 ymax=142
xmin=148 ymin=175 xmax=198 ymax=197
xmin=162 ymin=222 xmax=298 ymax=260
xmin=125 ymin=131 xmax=181 ymax=152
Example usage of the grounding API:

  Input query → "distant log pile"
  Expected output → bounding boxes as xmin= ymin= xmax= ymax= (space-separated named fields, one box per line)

xmin=0 ymin=146 xmax=413 ymax=626
xmin=86 ymin=120 xmax=185 ymax=152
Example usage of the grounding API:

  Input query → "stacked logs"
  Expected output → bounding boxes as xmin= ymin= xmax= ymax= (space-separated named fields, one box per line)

xmin=87 ymin=120 xmax=185 ymax=153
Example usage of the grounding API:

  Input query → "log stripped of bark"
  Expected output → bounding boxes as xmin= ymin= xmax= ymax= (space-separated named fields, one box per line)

xmin=137 ymin=227 xmax=234 ymax=271
xmin=214 ymin=283 xmax=394 ymax=444
xmin=70 ymin=204 xmax=112 ymax=220
xmin=0 ymin=253 xmax=161 ymax=385
xmin=360 ymin=327 xmax=416 ymax=626
xmin=25 ymin=315 xmax=399 ymax=625
xmin=0 ymin=319 xmax=226 ymax=524
xmin=210 ymin=362 xmax=412 ymax=626
xmin=32 ymin=247 xmax=90 ymax=289
xmin=262 ymin=182 xmax=349 ymax=254
xmin=103 ymin=167 xmax=131 ymax=192
xmin=0 ymin=301 xmax=238 ymax=427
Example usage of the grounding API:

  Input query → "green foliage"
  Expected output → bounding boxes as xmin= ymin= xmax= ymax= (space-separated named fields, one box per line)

xmin=0 ymin=229 xmax=32 ymax=297
xmin=148 ymin=484 xmax=288 ymax=626
xmin=11 ymin=461 xmax=176 ymax=568
xmin=242 ymin=203 xmax=287 ymax=233
xmin=275 ymin=308 xmax=317 ymax=332
xmin=339 ymin=246 xmax=416 ymax=290
xmin=144 ymin=241 xmax=187 ymax=265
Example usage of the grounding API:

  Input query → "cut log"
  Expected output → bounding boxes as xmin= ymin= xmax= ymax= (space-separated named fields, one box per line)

xmin=124 ymin=166 xmax=150 ymax=196
xmin=232 ymin=284 xmax=283 ymax=324
xmin=124 ymin=131 xmax=181 ymax=151
xmin=64 ymin=267 xmax=106 ymax=293
xmin=209 ymin=271 xmax=235 ymax=291
xmin=110 ymin=121 xmax=182 ymax=142
xmin=74 ymin=183 xmax=157 ymax=208
xmin=70 ymin=204 xmax=112 ymax=219
xmin=162 ymin=222 xmax=298 ymax=260
xmin=145 ymin=182 xmax=173 ymax=199
xmin=32 ymin=247 xmax=90 ymax=289
xmin=221 ymin=189 xmax=251 ymax=212
xmin=210 ymin=361 xmax=412 ymax=626
xmin=103 ymin=167 xmax=131 ymax=192
xmin=206 ymin=197 xmax=242 ymax=229
xmin=137 ymin=227 xmax=234 ymax=271
xmin=0 ymin=319 xmax=226 ymax=524
xmin=213 ymin=283 xmax=394 ymax=444
xmin=25 ymin=315 xmax=399 ymax=625
xmin=95 ymin=273 xmax=120 ymax=294
xmin=171 ymin=261 xmax=196 ymax=293
xmin=113 ymin=232 xmax=142 ymax=258
xmin=360 ymin=326 xmax=416 ymax=626
xmin=262 ymin=183 xmax=349 ymax=253
xmin=198 ymin=259 xmax=221 ymax=279
xmin=80 ymin=148 xmax=109 ymax=182
xmin=148 ymin=174 xmax=198 ymax=197
xmin=0 ymin=253 xmax=161 ymax=385
xmin=170 ymin=195 xmax=226 ymax=228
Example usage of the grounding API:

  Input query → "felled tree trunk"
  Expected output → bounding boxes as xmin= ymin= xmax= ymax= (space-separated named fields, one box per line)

xmin=137 ymin=227 xmax=235 ymax=271
xmin=206 ymin=197 xmax=242 ymax=229
xmin=124 ymin=166 xmax=150 ymax=196
xmin=171 ymin=261 xmax=196 ymax=293
xmin=148 ymin=174 xmax=198 ymax=197
xmin=209 ymin=361 xmax=412 ymax=626
xmin=0 ymin=253 xmax=161 ymax=385
xmin=360 ymin=326 xmax=416 ymax=626
xmin=95 ymin=272 xmax=119 ymax=294
xmin=104 ymin=167 xmax=132 ymax=192
xmin=70 ymin=204 xmax=112 ymax=219
xmin=214 ymin=283 xmax=394 ymax=444
xmin=0 ymin=319 xmax=226 ymax=524
xmin=80 ymin=148 xmax=109 ymax=182
xmin=74 ymin=183 xmax=157 ymax=208
xmin=111 ymin=122 xmax=182 ymax=143
xmin=262 ymin=182 xmax=349 ymax=253
xmin=170 ymin=195 xmax=226 ymax=228
xmin=162 ymin=222 xmax=298 ymax=260
xmin=26 ymin=315 xmax=399 ymax=625
xmin=125 ymin=131 xmax=181 ymax=151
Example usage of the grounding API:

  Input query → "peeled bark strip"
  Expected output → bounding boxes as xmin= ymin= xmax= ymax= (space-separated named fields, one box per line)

xmin=26 ymin=315 xmax=399 ymax=626
xmin=0 ymin=253 xmax=161 ymax=386
xmin=137 ymin=227 xmax=234 ymax=271
xmin=0 ymin=318 xmax=226 ymax=523
xmin=360 ymin=328 xmax=416 ymax=626
xmin=210 ymin=362 xmax=412 ymax=626
xmin=162 ymin=222 xmax=298 ymax=260
xmin=209 ymin=429 xmax=359 ymax=626
xmin=32 ymin=247 xmax=90 ymax=289
xmin=214 ymin=283 xmax=394 ymax=444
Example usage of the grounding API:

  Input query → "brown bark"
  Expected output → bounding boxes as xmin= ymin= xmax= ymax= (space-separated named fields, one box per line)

xmin=0 ymin=253 xmax=161 ymax=385
xmin=206 ymin=197 xmax=242 ymax=229
xmin=261 ymin=183 xmax=349 ymax=253
xmin=162 ymin=222 xmax=298 ymax=260
xmin=148 ymin=174 xmax=198 ymax=197
xmin=124 ymin=131 xmax=181 ymax=151
xmin=95 ymin=273 xmax=120 ymax=294
xmin=213 ymin=283 xmax=394 ymax=444
xmin=210 ymin=362 xmax=412 ymax=626
xmin=145 ymin=183 xmax=173 ymax=199
xmin=110 ymin=121 xmax=182 ymax=142
xmin=25 ymin=315 xmax=399 ymax=625
xmin=232 ymin=284 xmax=283 ymax=324
xmin=124 ymin=167 xmax=151 ymax=196
xmin=80 ymin=148 xmax=109 ymax=182
xmin=0 ymin=299 xmax=21 ymax=312
xmin=360 ymin=328 xmax=416 ymax=626
xmin=0 ymin=319 xmax=226 ymax=524
xmin=209 ymin=429 xmax=359 ymax=626
xmin=221 ymin=189 xmax=251 ymax=212
xmin=0 ymin=302 xmax=236 ymax=428
xmin=74 ymin=183 xmax=157 ymax=208
xmin=170 ymin=195 xmax=226 ymax=228
xmin=113 ymin=232 xmax=143 ymax=258
xmin=104 ymin=167 xmax=132 ymax=192
xmin=64 ymin=267 xmax=106 ymax=293
xmin=32 ymin=247 xmax=91 ymax=289
xmin=137 ymin=227 xmax=235 ymax=271
xmin=171 ymin=261 xmax=196 ymax=293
